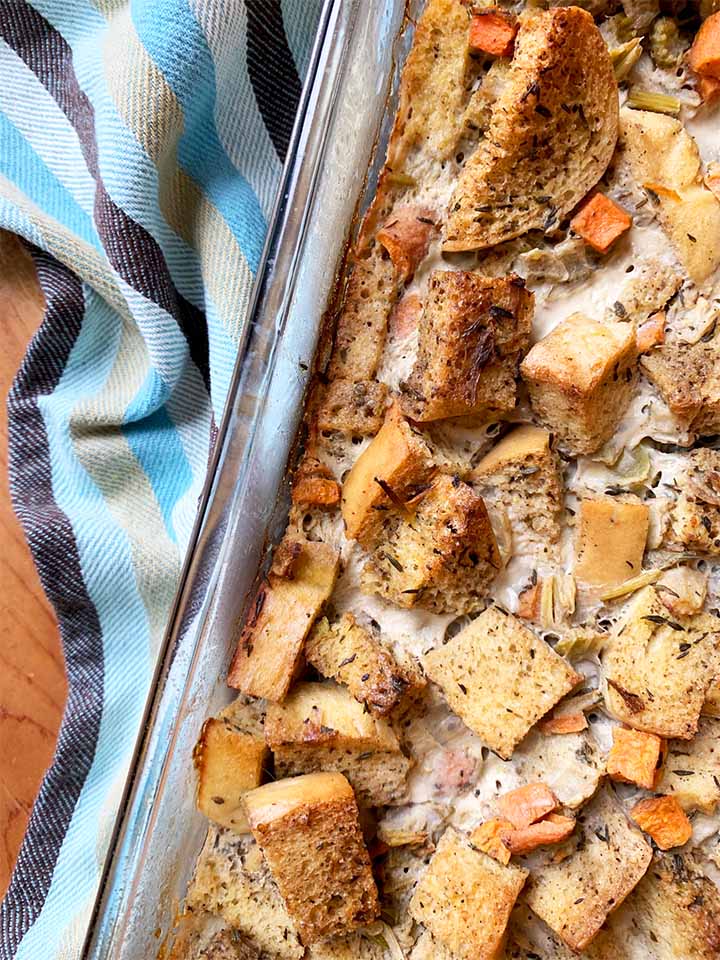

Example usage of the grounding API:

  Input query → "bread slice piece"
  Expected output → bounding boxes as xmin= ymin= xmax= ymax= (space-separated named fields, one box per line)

xmin=341 ymin=403 xmax=436 ymax=547
xmin=400 ymin=272 xmax=533 ymax=421
xmin=472 ymin=425 xmax=563 ymax=550
xmin=520 ymin=313 xmax=637 ymax=455
xmin=656 ymin=717 xmax=720 ymax=813
xmin=264 ymin=681 xmax=411 ymax=806
xmin=193 ymin=699 xmax=267 ymax=833
xmin=668 ymin=449 xmax=720 ymax=555
xmin=423 ymin=606 xmax=581 ymax=759
xmin=360 ymin=473 xmax=501 ymax=614
xmin=603 ymin=585 xmax=720 ymax=739
xmin=619 ymin=107 xmax=720 ymax=283
xmin=408 ymin=827 xmax=528 ymax=960
xmin=444 ymin=8 xmax=618 ymax=251
xmin=574 ymin=497 xmax=649 ymax=590
xmin=243 ymin=772 xmax=379 ymax=944
xmin=641 ymin=330 xmax=720 ymax=435
xmin=314 ymin=379 xmax=388 ymax=437
xmin=305 ymin=613 xmax=423 ymax=718
xmin=186 ymin=828 xmax=304 ymax=959
xmin=228 ymin=539 xmax=340 ymax=702
xmin=525 ymin=786 xmax=652 ymax=952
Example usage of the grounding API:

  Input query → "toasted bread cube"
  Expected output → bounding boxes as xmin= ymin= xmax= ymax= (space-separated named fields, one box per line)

xmin=668 ymin=450 xmax=720 ymax=555
xmin=305 ymin=614 xmax=422 ymax=717
xmin=423 ymin=607 xmax=581 ymax=759
xmin=243 ymin=772 xmax=379 ymax=944
xmin=315 ymin=379 xmax=388 ymax=437
xmin=574 ymin=497 xmax=649 ymax=590
xmin=570 ymin=192 xmax=632 ymax=254
xmin=642 ymin=332 xmax=720 ymax=435
xmin=619 ymin=108 xmax=720 ymax=284
xmin=603 ymin=586 xmax=720 ymax=739
xmin=472 ymin=425 xmax=563 ymax=549
xmin=341 ymin=403 xmax=435 ymax=546
xmin=400 ymin=272 xmax=533 ymax=421
xmin=408 ymin=828 xmax=527 ymax=960
xmin=264 ymin=681 xmax=411 ymax=806
xmin=361 ymin=473 xmax=501 ymax=614
xmin=520 ymin=314 xmax=637 ymax=455
xmin=306 ymin=934 xmax=387 ymax=960
xmin=657 ymin=717 xmax=720 ymax=813
xmin=630 ymin=795 xmax=692 ymax=850
xmin=606 ymin=727 xmax=664 ymax=791
xmin=187 ymin=829 xmax=304 ymax=959
xmin=228 ymin=539 xmax=340 ymax=702
xmin=525 ymin=787 xmax=652 ymax=952
xmin=193 ymin=700 xmax=268 ymax=833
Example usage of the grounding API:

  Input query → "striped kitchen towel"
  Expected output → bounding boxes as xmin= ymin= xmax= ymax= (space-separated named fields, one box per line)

xmin=0 ymin=1 xmax=323 ymax=957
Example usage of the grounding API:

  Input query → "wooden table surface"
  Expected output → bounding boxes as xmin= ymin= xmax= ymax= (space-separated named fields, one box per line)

xmin=0 ymin=231 xmax=66 ymax=900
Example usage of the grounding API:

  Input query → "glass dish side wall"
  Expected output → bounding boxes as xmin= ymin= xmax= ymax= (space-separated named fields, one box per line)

xmin=82 ymin=1 xmax=417 ymax=957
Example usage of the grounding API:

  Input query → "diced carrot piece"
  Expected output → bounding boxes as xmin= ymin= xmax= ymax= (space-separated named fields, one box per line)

xmin=570 ymin=193 xmax=632 ymax=254
xmin=630 ymin=795 xmax=692 ymax=850
xmin=468 ymin=10 xmax=518 ymax=58
xmin=470 ymin=818 xmax=513 ymax=864
xmin=496 ymin=782 xmax=558 ymax=829
xmin=501 ymin=813 xmax=576 ymax=855
xmin=689 ymin=12 xmax=720 ymax=80
xmin=539 ymin=712 xmax=588 ymax=735
xmin=389 ymin=292 xmax=423 ymax=340
xmin=376 ymin=207 xmax=437 ymax=282
xmin=291 ymin=475 xmax=340 ymax=507
xmin=697 ymin=73 xmax=720 ymax=104
xmin=636 ymin=312 xmax=666 ymax=354
xmin=607 ymin=727 xmax=665 ymax=791
xmin=517 ymin=581 xmax=542 ymax=621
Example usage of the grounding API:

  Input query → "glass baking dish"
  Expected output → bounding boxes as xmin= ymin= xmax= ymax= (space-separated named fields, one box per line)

xmin=82 ymin=1 xmax=415 ymax=956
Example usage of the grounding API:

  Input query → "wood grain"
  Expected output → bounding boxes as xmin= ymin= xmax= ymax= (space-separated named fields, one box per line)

xmin=0 ymin=231 xmax=66 ymax=900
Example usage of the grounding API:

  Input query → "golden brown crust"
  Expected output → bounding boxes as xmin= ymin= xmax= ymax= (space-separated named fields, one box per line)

xmin=444 ymin=7 xmax=619 ymax=251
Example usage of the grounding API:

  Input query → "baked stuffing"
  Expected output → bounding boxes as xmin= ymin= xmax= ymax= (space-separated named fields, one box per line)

xmin=173 ymin=1 xmax=720 ymax=957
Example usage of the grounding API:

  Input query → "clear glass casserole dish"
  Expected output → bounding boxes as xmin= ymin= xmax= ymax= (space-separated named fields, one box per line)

xmin=82 ymin=1 xmax=414 ymax=956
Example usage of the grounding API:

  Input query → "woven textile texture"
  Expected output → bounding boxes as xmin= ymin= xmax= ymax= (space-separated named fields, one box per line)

xmin=0 ymin=1 xmax=322 ymax=956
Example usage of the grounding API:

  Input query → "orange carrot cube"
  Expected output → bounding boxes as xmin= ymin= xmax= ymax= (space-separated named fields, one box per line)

xmin=496 ymin=782 xmax=558 ymax=829
xmin=376 ymin=207 xmax=437 ymax=282
xmin=689 ymin=12 xmax=720 ymax=79
xmin=517 ymin=581 xmax=542 ymax=621
xmin=501 ymin=813 xmax=576 ymax=855
xmin=606 ymin=727 xmax=664 ymax=791
xmin=469 ymin=11 xmax=518 ymax=58
xmin=698 ymin=73 xmax=720 ymax=104
xmin=636 ymin=312 xmax=666 ymax=354
xmin=470 ymin=818 xmax=513 ymax=864
xmin=630 ymin=795 xmax=692 ymax=850
xmin=571 ymin=193 xmax=632 ymax=254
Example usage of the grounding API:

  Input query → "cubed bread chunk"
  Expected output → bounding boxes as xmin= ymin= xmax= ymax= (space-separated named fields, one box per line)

xmin=525 ymin=787 xmax=652 ymax=952
xmin=619 ymin=108 xmax=720 ymax=283
xmin=642 ymin=330 xmax=720 ymax=435
xmin=341 ymin=403 xmax=435 ymax=546
xmin=520 ymin=314 xmax=637 ymax=455
xmin=443 ymin=8 xmax=618 ymax=251
xmin=400 ymin=272 xmax=533 ymax=421
xmin=603 ymin=586 xmax=720 ymax=739
xmin=306 ymin=934 xmax=387 ymax=960
xmin=315 ymin=379 xmax=388 ymax=437
xmin=408 ymin=828 xmax=528 ymax=960
xmin=305 ymin=613 xmax=422 ymax=717
xmin=243 ymin=772 xmax=379 ymax=944
xmin=574 ymin=497 xmax=649 ymax=590
xmin=187 ymin=829 xmax=304 ymax=959
xmin=361 ymin=474 xmax=501 ymax=614
xmin=423 ymin=607 xmax=581 ymax=759
xmin=472 ymin=425 xmax=563 ymax=550
xmin=668 ymin=450 xmax=720 ymax=554
xmin=228 ymin=539 xmax=340 ymax=702
xmin=264 ymin=681 xmax=410 ymax=805
xmin=193 ymin=699 xmax=267 ymax=833
xmin=657 ymin=717 xmax=720 ymax=813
